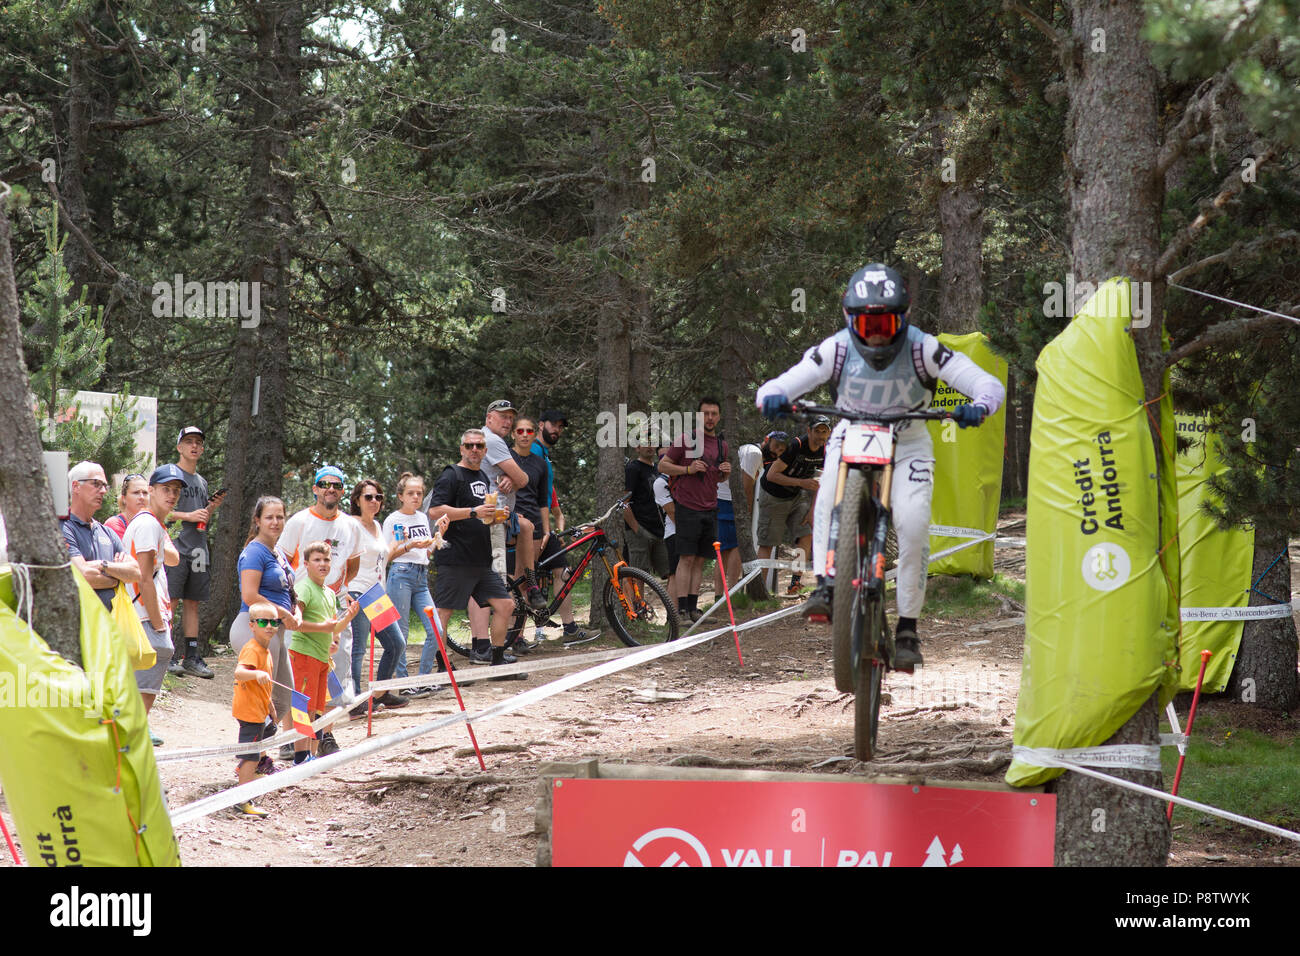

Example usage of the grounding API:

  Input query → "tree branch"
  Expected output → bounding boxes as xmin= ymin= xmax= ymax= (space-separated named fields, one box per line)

xmin=1166 ymin=309 xmax=1299 ymax=367
xmin=43 ymin=181 xmax=121 ymax=280
xmin=1003 ymin=0 xmax=1066 ymax=55
xmin=91 ymin=113 xmax=175 ymax=132
xmin=1167 ymin=230 xmax=1300 ymax=284
xmin=1155 ymin=144 xmax=1277 ymax=279
xmin=1156 ymin=68 xmax=1237 ymax=180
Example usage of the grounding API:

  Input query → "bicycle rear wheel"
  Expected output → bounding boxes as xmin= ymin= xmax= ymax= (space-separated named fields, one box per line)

xmin=440 ymin=581 xmax=527 ymax=659
xmin=603 ymin=566 xmax=679 ymax=647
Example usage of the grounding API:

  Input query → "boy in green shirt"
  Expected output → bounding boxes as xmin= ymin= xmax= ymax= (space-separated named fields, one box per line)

xmin=288 ymin=541 xmax=359 ymax=762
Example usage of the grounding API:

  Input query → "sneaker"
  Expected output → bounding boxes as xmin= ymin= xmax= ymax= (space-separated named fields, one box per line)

xmin=469 ymin=644 xmax=493 ymax=665
xmin=348 ymin=702 xmax=371 ymax=719
xmin=375 ymin=691 xmax=410 ymax=708
xmin=803 ymin=584 xmax=833 ymax=622
xmin=167 ymin=659 xmax=187 ymax=677
xmin=235 ymin=801 xmax=270 ymax=818
xmin=279 ymin=743 xmax=296 ymax=761
xmin=526 ymin=586 xmax=548 ymax=611
xmin=149 ymin=729 xmax=164 ymax=747
xmin=400 ymin=686 xmax=436 ymax=699
xmin=561 ymin=626 xmax=600 ymax=646
xmin=182 ymin=654 xmax=215 ymax=679
xmin=488 ymin=646 xmax=528 ymax=681
xmin=894 ymin=630 xmax=924 ymax=670
xmin=785 ymin=579 xmax=804 ymax=596
xmin=255 ymin=755 xmax=277 ymax=776
xmin=317 ymin=732 xmax=340 ymax=756
xmin=687 ymin=608 xmax=704 ymax=623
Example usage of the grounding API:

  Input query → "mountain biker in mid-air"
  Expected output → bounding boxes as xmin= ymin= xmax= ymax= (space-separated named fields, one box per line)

xmin=755 ymin=263 xmax=1005 ymax=668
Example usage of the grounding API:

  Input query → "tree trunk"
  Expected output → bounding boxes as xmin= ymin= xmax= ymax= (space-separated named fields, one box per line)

xmin=1226 ymin=527 xmax=1299 ymax=710
xmin=203 ymin=1 xmax=302 ymax=645
xmin=1001 ymin=370 xmax=1030 ymax=500
xmin=0 ymin=184 xmax=83 ymax=666
xmin=1053 ymin=0 xmax=1169 ymax=866
xmin=716 ymin=302 xmax=766 ymax=601
xmin=936 ymin=173 xmax=983 ymax=334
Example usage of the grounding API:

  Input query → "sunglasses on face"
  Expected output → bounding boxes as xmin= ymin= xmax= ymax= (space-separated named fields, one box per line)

xmin=252 ymin=618 xmax=278 ymax=628
xmin=317 ymin=481 xmax=344 ymax=490
xmin=515 ymin=428 xmax=535 ymax=435
xmin=462 ymin=442 xmax=486 ymax=450
xmin=362 ymin=493 xmax=384 ymax=502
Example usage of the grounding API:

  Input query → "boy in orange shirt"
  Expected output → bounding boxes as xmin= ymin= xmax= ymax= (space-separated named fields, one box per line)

xmin=233 ymin=601 xmax=281 ymax=817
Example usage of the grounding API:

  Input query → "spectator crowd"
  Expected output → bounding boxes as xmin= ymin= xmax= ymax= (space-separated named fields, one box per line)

xmin=56 ymin=399 xmax=808 ymax=817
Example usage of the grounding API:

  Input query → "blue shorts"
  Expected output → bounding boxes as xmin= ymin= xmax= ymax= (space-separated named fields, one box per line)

xmin=717 ymin=499 xmax=738 ymax=551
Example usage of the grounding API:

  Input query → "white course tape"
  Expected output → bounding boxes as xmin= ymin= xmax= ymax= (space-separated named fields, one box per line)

xmin=929 ymin=524 xmax=992 ymax=539
xmin=1180 ymin=604 xmax=1292 ymax=621
xmin=1023 ymin=749 xmax=1300 ymax=843
xmin=1013 ymin=744 xmax=1163 ymax=772
xmin=170 ymin=604 xmax=804 ymax=824
xmin=155 ymin=696 xmax=369 ymax=763
xmin=681 ymin=566 xmax=763 ymax=637
xmin=1165 ymin=702 xmax=1187 ymax=756
xmin=884 ymin=532 xmax=995 ymax=582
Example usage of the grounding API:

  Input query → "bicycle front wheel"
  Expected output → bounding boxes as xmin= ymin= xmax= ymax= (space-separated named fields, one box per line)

xmin=831 ymin=469 xmax=867 ymax=694
xmin=854 ymin=594 xmax=886 ymax=761
xmin=603 ymin=566 xmax=679 ymax=647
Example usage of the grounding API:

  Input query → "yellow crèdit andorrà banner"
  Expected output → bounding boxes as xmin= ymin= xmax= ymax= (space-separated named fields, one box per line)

xmin=0 ymin=567 xmax=179 ymax=866
xmin=1175 ymin=413 xmax=1255 ymax=693
xmin=1008 ymin=278 xmax=1179 ymax=788
xmin=926 ymin=332 xmax=1008 ymax=578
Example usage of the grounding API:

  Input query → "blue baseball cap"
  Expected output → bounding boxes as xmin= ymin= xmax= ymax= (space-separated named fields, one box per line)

xmin=150 ymin=463 xmax=187 ymax=486
xmin=314 ymin=465 xmax=346 ymax=485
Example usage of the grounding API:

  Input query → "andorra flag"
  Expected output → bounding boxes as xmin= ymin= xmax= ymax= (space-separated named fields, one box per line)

xmin=357 ymin=582 xmax=401 ymax=631
xmin=290 ymin=690 xmax=313 ymax=737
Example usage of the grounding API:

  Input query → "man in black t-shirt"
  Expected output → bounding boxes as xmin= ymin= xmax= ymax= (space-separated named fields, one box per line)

xmin=755 ymin=417 xmax=830 ymax=594
xmin=624 ymin=443 xmax=668 ymax=578
xmin=424 ymin=428 xmax=526 ymax=679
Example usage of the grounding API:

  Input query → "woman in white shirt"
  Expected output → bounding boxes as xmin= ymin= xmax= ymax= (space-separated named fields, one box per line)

xmin=349 ymin=478 xmax=443 ymax=711
xmin=381 ymin=473 xmax=445 ymax=690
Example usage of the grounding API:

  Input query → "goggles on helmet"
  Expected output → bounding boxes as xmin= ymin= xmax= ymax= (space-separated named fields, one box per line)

xmin=848 ymin=310 xmax=902 ymax=340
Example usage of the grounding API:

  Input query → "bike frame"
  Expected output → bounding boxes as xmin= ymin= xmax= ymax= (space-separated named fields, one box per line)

xmin=525 ymin=525 xmax=635 ymax=618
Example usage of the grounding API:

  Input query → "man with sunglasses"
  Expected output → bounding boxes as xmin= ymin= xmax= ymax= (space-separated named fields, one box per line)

xmin=426 ymin=429 xmax=527 ymax=678
xmin=61 ymin=460 xmax=141 ymax=611
xmin=756 ymin=263 xmax=1004 ymax=668
xmin=279 ymin=465 xmax=362 ymax=727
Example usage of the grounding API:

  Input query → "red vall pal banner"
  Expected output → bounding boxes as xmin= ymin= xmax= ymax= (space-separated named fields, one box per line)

xmin=551 ymin=778 xmax=1054 ymax=867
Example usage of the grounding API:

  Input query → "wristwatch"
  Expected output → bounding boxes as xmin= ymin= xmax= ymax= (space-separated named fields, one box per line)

xmin=98 ymin=559 xmax=109 ymax=575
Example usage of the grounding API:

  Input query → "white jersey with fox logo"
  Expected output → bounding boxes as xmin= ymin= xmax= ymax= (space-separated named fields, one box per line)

xmin=756 ymin=325 xmax=1005 ymax=618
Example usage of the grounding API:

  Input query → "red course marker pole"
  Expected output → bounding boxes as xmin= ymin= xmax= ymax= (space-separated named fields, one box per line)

xmin=424 ymin=606 xmax=487 ymax=771
xmin=0 ymin=797 xmax=21 ymax=866
xmin=367 ymin=623 xmax=376 ymax=738
xmin=1168 ymin=649 xmax=1213 ymax=821
xmin=713 ymin=540 xmax=744 ymax=666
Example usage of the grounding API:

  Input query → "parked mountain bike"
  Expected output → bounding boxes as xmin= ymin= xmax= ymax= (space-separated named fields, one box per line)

xmin=439 ymin=494 xmax=679 ymax=657
xmin=783 ymin=400 xmax=954 ymax=761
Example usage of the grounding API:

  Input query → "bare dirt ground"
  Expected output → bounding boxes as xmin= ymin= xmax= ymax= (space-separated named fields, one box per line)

xmin=3 ymin=514 xmax=1295 ymax=867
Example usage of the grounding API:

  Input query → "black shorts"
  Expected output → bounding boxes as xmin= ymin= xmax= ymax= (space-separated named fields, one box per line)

xmin=535 ymin=533 xmax=569 ymax=575
xmin=166 ymin=546 xmax=212 ymax=602
xmin=673 ymin=505 xmax=718 ymax=558
xmin=434 ymin=563 xmax=510 ymax=611
xmin=236 ymin=718 xmax=274 ymax=763
xmin=665 ymin=534 xmax=680 ymax=576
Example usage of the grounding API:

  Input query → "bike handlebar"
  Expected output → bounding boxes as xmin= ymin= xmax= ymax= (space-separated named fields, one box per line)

xmin=784 ymin=401 xmax=953 ymax=424
xmin=565 ymin=492 xmax=633 ymax=536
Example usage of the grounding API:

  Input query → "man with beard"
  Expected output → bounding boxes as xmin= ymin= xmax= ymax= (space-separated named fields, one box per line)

xmin=658 ymin=398 xmax=731 ymax=622
xmin=279 ymin=465 xmax=361 ymax=754
xmin=531 ymin=409 xmax=597 ymax=643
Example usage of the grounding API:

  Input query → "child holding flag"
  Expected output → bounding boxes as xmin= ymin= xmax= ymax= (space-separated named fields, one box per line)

xmin=233 ymin=602 xmax=282 ymax=817
xmin=289 ymin=541 xmax=360 ymax=762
